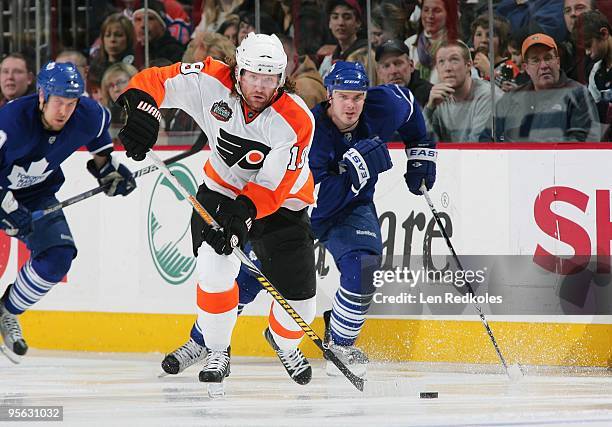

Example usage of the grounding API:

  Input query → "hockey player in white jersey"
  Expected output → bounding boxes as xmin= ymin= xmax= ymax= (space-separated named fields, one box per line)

xmin=116 ymin=33 xmax=317 ymax=391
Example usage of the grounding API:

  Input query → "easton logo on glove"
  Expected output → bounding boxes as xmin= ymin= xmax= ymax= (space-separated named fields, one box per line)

xmin=343 ymin=148 xmax=370 ymax=187
xmin=137 ymin=101 xmax=162 ymax=122
xmin=406 ymin=148 xmax=437 ymax=162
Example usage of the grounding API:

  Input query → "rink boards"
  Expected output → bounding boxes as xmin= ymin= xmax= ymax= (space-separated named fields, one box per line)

xmin=3 ymin=144 xmax=612 ymax=366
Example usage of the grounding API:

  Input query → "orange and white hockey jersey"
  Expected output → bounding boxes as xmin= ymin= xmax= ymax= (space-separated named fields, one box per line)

xmin=126 ymin=57 xmax=315 ymax=219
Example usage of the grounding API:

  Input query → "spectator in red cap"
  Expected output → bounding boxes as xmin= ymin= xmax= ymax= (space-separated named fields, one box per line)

xmin=318 ymin=0 xmax=367 ymax=77
xmin=481 ymin=33 xmax=600 ymax=142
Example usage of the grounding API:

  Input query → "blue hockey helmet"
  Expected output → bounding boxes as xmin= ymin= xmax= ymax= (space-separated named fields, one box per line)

xmin=37 ymin=61 xmax=84 ymax=101
xmin=324 ymin=61 xmax=369 ymax=93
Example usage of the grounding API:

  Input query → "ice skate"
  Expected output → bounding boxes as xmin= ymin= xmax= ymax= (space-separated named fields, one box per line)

xmin=161 ymin=338 xmax=207 ymax=375
xmin=325 ymin=342 xmax=369 ymax=378
xmin=323 ymin=310 xmax=368 ymax=378
xmin=199 ymin=348 xmax=230 ymax=397
xmin=0 ymin=288 xmax=28 ymax=363
xmin=264 ymin=327 xmax=312 ymax=385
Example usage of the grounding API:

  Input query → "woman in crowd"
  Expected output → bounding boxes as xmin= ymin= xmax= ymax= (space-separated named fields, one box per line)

xmin=89 ymin=13 xmax=136 ymax=86
xmin=217 ymin=14 xmax=240 ymax=46
xmin=405 ymin=0 xmax=458 ymax=83
xmin=100 ymin=62 xmax=138 ymax=125
xmin=371 ymin=2 xmax=408 ymax=49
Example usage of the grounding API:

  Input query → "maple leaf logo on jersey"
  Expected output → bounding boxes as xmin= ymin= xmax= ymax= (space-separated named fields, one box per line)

xmin=7 ymin=158 xmax=53 ymax=189
xmin=217 ymin=129 xmax=270 ymax=170
xmin=210 ymin=100 xmax=233 ymax=122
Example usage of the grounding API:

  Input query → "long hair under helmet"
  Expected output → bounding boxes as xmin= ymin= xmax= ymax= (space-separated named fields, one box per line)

xmin=235 ymin=32 xmax=287 ymax=97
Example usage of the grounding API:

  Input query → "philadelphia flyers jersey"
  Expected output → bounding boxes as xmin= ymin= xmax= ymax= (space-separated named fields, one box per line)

xmin=126 ymin=57 xmax=315 ymax=219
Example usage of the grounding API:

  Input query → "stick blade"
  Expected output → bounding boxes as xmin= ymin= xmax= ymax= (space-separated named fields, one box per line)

xmin=324 ymin=349 xmax=365 ymax=391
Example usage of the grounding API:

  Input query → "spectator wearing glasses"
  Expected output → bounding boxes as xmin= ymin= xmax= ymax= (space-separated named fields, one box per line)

xmin=481 ymin=33 xmax=599 ymax=142
xmin=100 ymin=62 xmax=138 ymax=125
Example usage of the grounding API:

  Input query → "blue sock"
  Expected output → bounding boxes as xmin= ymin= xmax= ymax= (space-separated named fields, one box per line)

xmin=330 ymin=251 xmax=379 ymax=346
xmin=5 ymin=246 xmax=74 ymax=315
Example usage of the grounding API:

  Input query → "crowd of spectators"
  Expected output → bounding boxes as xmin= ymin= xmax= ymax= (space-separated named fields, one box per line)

xmin=0 ymin=0 xmax=610 ymax=142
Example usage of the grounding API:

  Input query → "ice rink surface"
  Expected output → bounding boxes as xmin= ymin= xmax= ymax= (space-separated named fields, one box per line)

xmin=1 ymin=350 xmax=612 ymax=427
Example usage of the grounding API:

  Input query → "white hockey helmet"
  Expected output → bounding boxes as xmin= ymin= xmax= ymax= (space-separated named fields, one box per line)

xmin=235 ymin=32 xmax=287 ymax=95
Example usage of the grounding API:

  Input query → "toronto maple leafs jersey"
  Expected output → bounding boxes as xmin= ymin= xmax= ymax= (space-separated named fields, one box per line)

xmin=126 ymin=57 xmax=315 ymax=219
xmin=309 ymin=84 xmax=433 ymax=225
xmin=0 ymin=94 xmax=113 ymax=203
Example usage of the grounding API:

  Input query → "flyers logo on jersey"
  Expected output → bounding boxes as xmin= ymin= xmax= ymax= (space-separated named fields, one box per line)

xmin=211 ymin=100 xmax=233 ymax=122
xmin=217 ymin=129 xmax=270 ymax=170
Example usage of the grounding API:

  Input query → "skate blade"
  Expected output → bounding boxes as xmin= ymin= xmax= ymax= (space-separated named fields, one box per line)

xmin=207 ymin=382 xmax=225 ymax=398
xmin=0 ymin=344 xmax=22 ymax=364
xmin=326 ymin=361 xmax=366 ymax=379
xmin=158 ymin=371 xmax=170 ymax=378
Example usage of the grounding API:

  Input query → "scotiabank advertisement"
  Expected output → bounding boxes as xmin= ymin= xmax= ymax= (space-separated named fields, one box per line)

xmin=0 ymin=146 xmax=610 ymax=319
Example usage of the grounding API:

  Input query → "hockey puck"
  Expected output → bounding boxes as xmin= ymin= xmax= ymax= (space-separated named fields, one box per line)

xmin=419 ymin=392 xmax=438 ymax=399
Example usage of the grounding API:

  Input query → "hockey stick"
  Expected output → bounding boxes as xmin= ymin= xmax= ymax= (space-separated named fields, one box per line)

xmin=27 ymin=136 xmax=207 ymax=224
xmin=420 ymin=185 xmax=522 ymax=380
xmin=146 ymin=150 xmax=365 ymax=392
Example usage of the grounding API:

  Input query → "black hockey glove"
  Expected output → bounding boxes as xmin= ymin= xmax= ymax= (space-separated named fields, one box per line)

xmin=404 ymin=146 xmax=437 ymax=195
xmin=0 ymin=188 xmax=32 ymax=240
xmin=116 ymin=88 xmax=161 ymax=161
xmin=87 ymin=156 xmax=137 ymax=197
xmin=202 ymin=196 xmax=256 ymax=256
xmin=340 ymin=137 xmax=392 ymax=192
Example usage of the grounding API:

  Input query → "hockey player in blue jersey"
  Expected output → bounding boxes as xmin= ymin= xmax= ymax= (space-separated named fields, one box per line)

xmin=0 ymin=62 xmax=136 ymax=362
xmin=311 ymin=61 xmax=436 ymax=377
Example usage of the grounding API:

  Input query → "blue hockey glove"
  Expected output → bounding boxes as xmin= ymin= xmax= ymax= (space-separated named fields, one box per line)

xmin=340 ymin=137 xmax=392 ymax=191
xmin=404 ymin=147 xmax=437 ymax=195
xmin=203 ymin=196 xmax=256 ymax=255
xmin=87 ymin=156 xmax=137 ymax=197
xmin=0 ymin=189 xmax=32 ymax=239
